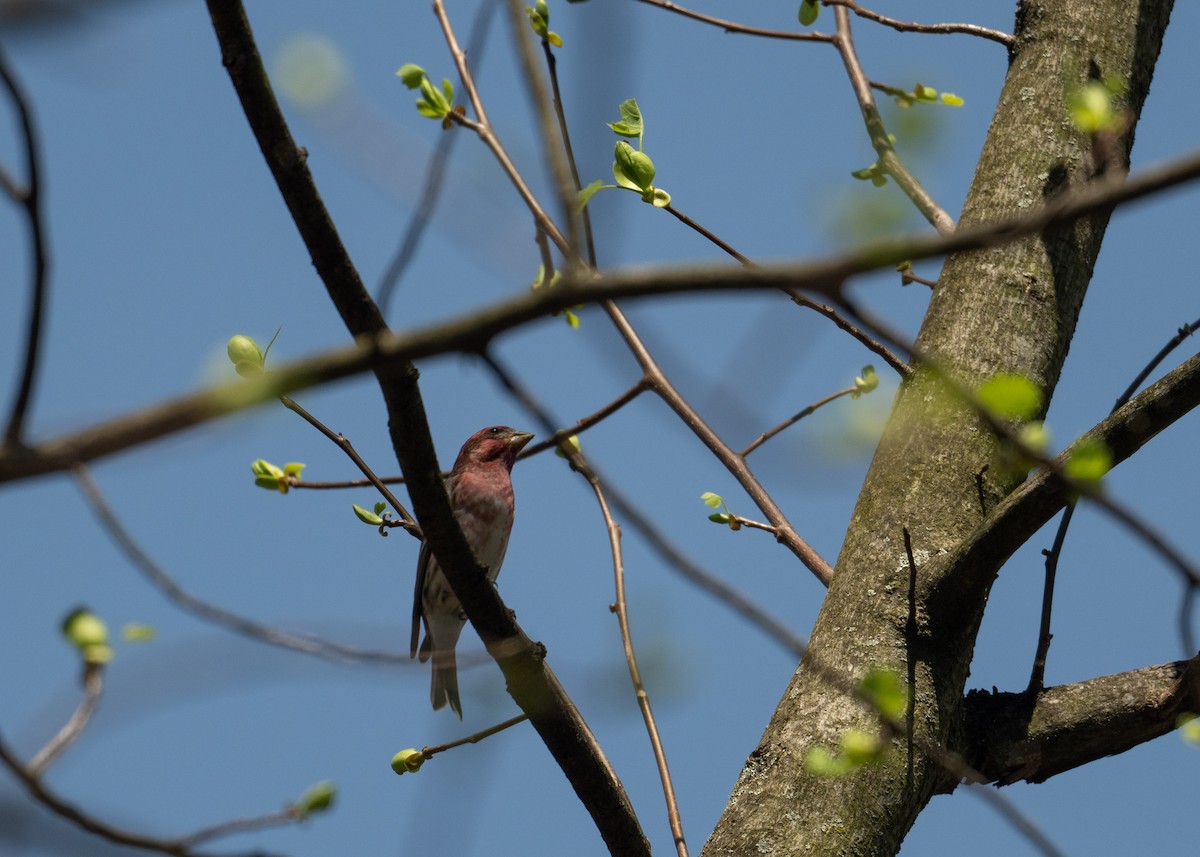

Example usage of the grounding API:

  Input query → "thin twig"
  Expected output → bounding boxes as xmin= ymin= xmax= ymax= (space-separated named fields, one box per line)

xmin=482 ymin=353 xmax=807 ymax=656
xmin=378 ymin=0 xmax=499 ymax=317
xmin=178 ymin=808 xmax=301 ymax=849
xmin=433 ymin=0 xmax=572 ymax=259
xmin=832 ymin=7 xmax=955 ymax=234
xmin=504 ymin=0 xmax=584 ymax=262
xmin=663 ymin=204 xmax=753 ymax=265
xmin=28 ymin=663 xmax=104 ymax=777
xmin=0 ymin=44 xmax=50 ymax=449
xmin=633 ymin=0 xmax=834 ymax=42
xmin=603 ymin=303 xmax=836 ymax=584
xmin=824 ymin=0 xmax=1014 ymax=48
xmin=279 ymin=395 xmax=419 ymax=533
xmin=785 ymin=289 xmax=911 ymax=375
xmin=0 ymin=727 xmax=291 ymax=857
xmin=3 ymin=147 xmax=1199 ymax=485
xmin=420 ymin=713 xmax=529 ymax=760
xmin=589 ymin=461 xmax=690 ymax=857
xmin=741 ymin=385 xmax=858 ymax=457
xmin=73 ymin=465 xmax=413 ymax=665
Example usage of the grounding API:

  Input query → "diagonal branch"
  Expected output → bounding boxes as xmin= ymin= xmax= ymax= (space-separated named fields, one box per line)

xmin=961 ymin=657 xmax=1200 ymax=787
xmin=2 ymin=147 xmax=1199 ymax=485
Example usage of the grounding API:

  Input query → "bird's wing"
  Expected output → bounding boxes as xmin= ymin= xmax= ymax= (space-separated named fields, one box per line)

xmin=410 ymin=540 xmax=432 ymax=659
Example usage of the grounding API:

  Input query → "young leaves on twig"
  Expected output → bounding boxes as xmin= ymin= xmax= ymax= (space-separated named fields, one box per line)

xmin=396 ymin=63 xmax=462 ymax=128
xmin=580 ymin=99 xmax=672 ymax=209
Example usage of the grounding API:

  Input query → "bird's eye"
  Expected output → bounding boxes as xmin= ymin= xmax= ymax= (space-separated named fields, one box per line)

xmin=488 ymin=427 xmax=502 ymax=434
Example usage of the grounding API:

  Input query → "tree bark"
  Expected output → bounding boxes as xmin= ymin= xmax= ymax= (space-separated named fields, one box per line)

xmin=701 ymin=1 xmax=1175 ymax=854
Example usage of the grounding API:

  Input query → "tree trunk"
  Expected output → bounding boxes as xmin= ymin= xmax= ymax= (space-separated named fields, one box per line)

xmin=701 ymin=1 xmax=1174 ymax=854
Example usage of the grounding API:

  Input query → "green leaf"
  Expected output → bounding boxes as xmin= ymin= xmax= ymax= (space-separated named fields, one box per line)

xmin=1017 ymin=421 xmax=1050 ymax=455
xmin=295 ymin=780 xmax=336 ymax=816
xmin=798 ymin=0 xmax=820 ymax=27
xmin=840 ymin=729 xmax=880 ymax=766
xmin=121 ymin=623 xmax=156 ymax=642
xmin=644 ymin=187 xmax=671 ymax=207
xmin=977 ymin=373 xmax=1043 ymax=421
xmin=613 ymin=141 xmax=655 ymax=191
xmin=395 ymin=64 xmax=427 ymax=89
xmin=227 ymin=334 xmax=265 ymax=377
xmin=554 ymin=435 xmax=582 ymax=458
xmin=547 ymin=30 xmax=563 ymax=48
xmin=283 ymin=462 xmax=305 ymax=478
xmin=805 ymin=746 xmax=850 ymax=776
xmin=373 ymin=501 xmax=387 ymax=515
xmin=940 ymin=92 xmax=964 ymax=106
xmin=859 ymin=669 xmax=906 ymax=720
xmin=914 ymin=83 xmax=938 ymax=102
xmin=391 ymin=748 xmax=427 ymax=774
xmin=607 ymin=98 xmax=643 ymax=138
xmin=1064 ymin=437 xmax=1112 ymax=485
xmin=577 ymin=179 xmax=608 ymax=210
xmin=442 ymin=78 xmax=455 ymax=106
xmin=352 ymin=504 xmax=384 ymax=526
xmin=1179 ymin=713 xmax=1200 ymax=746
xmin=853 ymin=365 xmax=878 ymax=398
xmin=1068 ymin=80 xmax=1116 ymax=133
xmin=62 ymin=607 xmax=108 ymax=648
xmin=700 ymin=492 xmax=724 ymax=508
xmin=707 ymin=512 xmax=732 ymax=524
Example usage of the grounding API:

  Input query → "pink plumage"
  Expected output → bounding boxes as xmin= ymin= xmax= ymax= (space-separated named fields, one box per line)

xmin=410 ymin=426 xmax=534 ymax=717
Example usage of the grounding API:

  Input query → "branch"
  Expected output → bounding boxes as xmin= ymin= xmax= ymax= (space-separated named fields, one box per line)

xmin=0 ymin=727 xmax=291 ymax=857
xmin=2 ymin=147 xmax=1198 ymax=484
xmin=832 ymin=6 xmax=955 ymax=233
xmin=27 ymin=663 xmax=103 ymax=777
xmin=73 ymin=465 xmax=414 ymax=665
xmin=929 ymin=350 xmax=1200 ymax=622
xmin=633 ymin=0 xmax=834 ymax=42
xmin=961 ymin=657 xmax=1200 ymax=787
xmin=0 ymin=43 xmax=50 ymax=449
xmin=824 ymin=0 xmax=1014 ymax=48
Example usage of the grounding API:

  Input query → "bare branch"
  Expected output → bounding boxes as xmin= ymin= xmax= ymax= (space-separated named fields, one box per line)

xmin=27 ymin=663 xmax=104 ymax=776
xmin=73 ymin=465 xmax=414 ymax=665
xmin=633 ymin=0 xmax=834 ymax=42
xmin=964 ymin=658 xmax=1200 ymax=786
xmin=0 ymin=727 xmax=292 ymax=857
xmin=824 ymin=0 xmax=1014 ymax=48
xmin=0 ymin=43 xmax=50 ymax=449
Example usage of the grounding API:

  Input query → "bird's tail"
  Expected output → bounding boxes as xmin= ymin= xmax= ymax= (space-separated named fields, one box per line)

xmin=430 ymin=648 xmax=462 ymax=719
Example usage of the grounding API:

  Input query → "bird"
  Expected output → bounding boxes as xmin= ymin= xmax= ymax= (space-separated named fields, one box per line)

xmin=410 ymin=426 xmax=534 ymax=717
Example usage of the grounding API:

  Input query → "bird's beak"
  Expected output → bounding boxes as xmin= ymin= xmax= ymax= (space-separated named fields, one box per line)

xmin=509 ymin=431 xmax=535 ymax=452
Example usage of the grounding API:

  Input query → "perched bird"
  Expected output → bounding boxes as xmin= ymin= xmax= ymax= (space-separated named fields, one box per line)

xmin=410 ymin=426 xmax=535 ymax=717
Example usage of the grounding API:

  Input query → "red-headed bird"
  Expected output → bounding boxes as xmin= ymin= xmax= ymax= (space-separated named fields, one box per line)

xmin=410 ymin=426 xmax=535 ymax=717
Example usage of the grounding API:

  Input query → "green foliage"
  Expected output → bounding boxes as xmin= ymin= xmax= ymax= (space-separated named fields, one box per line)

xmin=613 ymin=141 xmax=656 ymax=191
xmin=1178 ymin=713 xmax=1200 ymax=747
xmin=606 ymin=98 xmax=644 ymax=141
xmin=1064 ymin=437 xmax=1113 ymax=487
xmin=252 ymin=459 xmax=305 ymax=494
xmin=583 ymin=99 xmax=672 ymax=209
xmin=700 ymin=491 xmax=736 ymax=527
xmin=294 ymin=780 xmax=337 ymax=816
xmin=1067 ymin=77 xmax=1127 ymax=134
xmin=526 ymin=0 xmax=564 ymax=47
xmin=852 ymin=365 xmax=878 ymax=399
xmin=531 ymin=265 xmax=582 ymax=328
xmin=391 ymin=748 xmax=427 ymax=775
xmin=396 ymin=63 xmax=456 ymax=125
xmin=121 ymin=622 xmax=156 ymax=642
xmin=352 ymin=501 xmax=387 ymax=526
xmin=554 ymin=434 xmax=582 ymax=458
xmin=61 ymin=607 xmax=113 ymax=665
xmin=851 ymin=161 xmax=888 ymax=187
xmin=876 ymin=81 xmax=965 ymax=110
xmin=805 ymin=728 xmax=885 ymax=776
xmin=798 ymin=0 xmax=820 ymax=27
xmin=977 ymin=373 xmax=1043 ymax=421
xmin=226 ymin=328 xmax=280 ymax=378
xmin=859 ymin=669 xmax=907 ymax=720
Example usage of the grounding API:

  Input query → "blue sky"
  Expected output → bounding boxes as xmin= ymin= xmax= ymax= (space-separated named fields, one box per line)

xmin=1 ymin=2 xmax=1198 ymax=855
